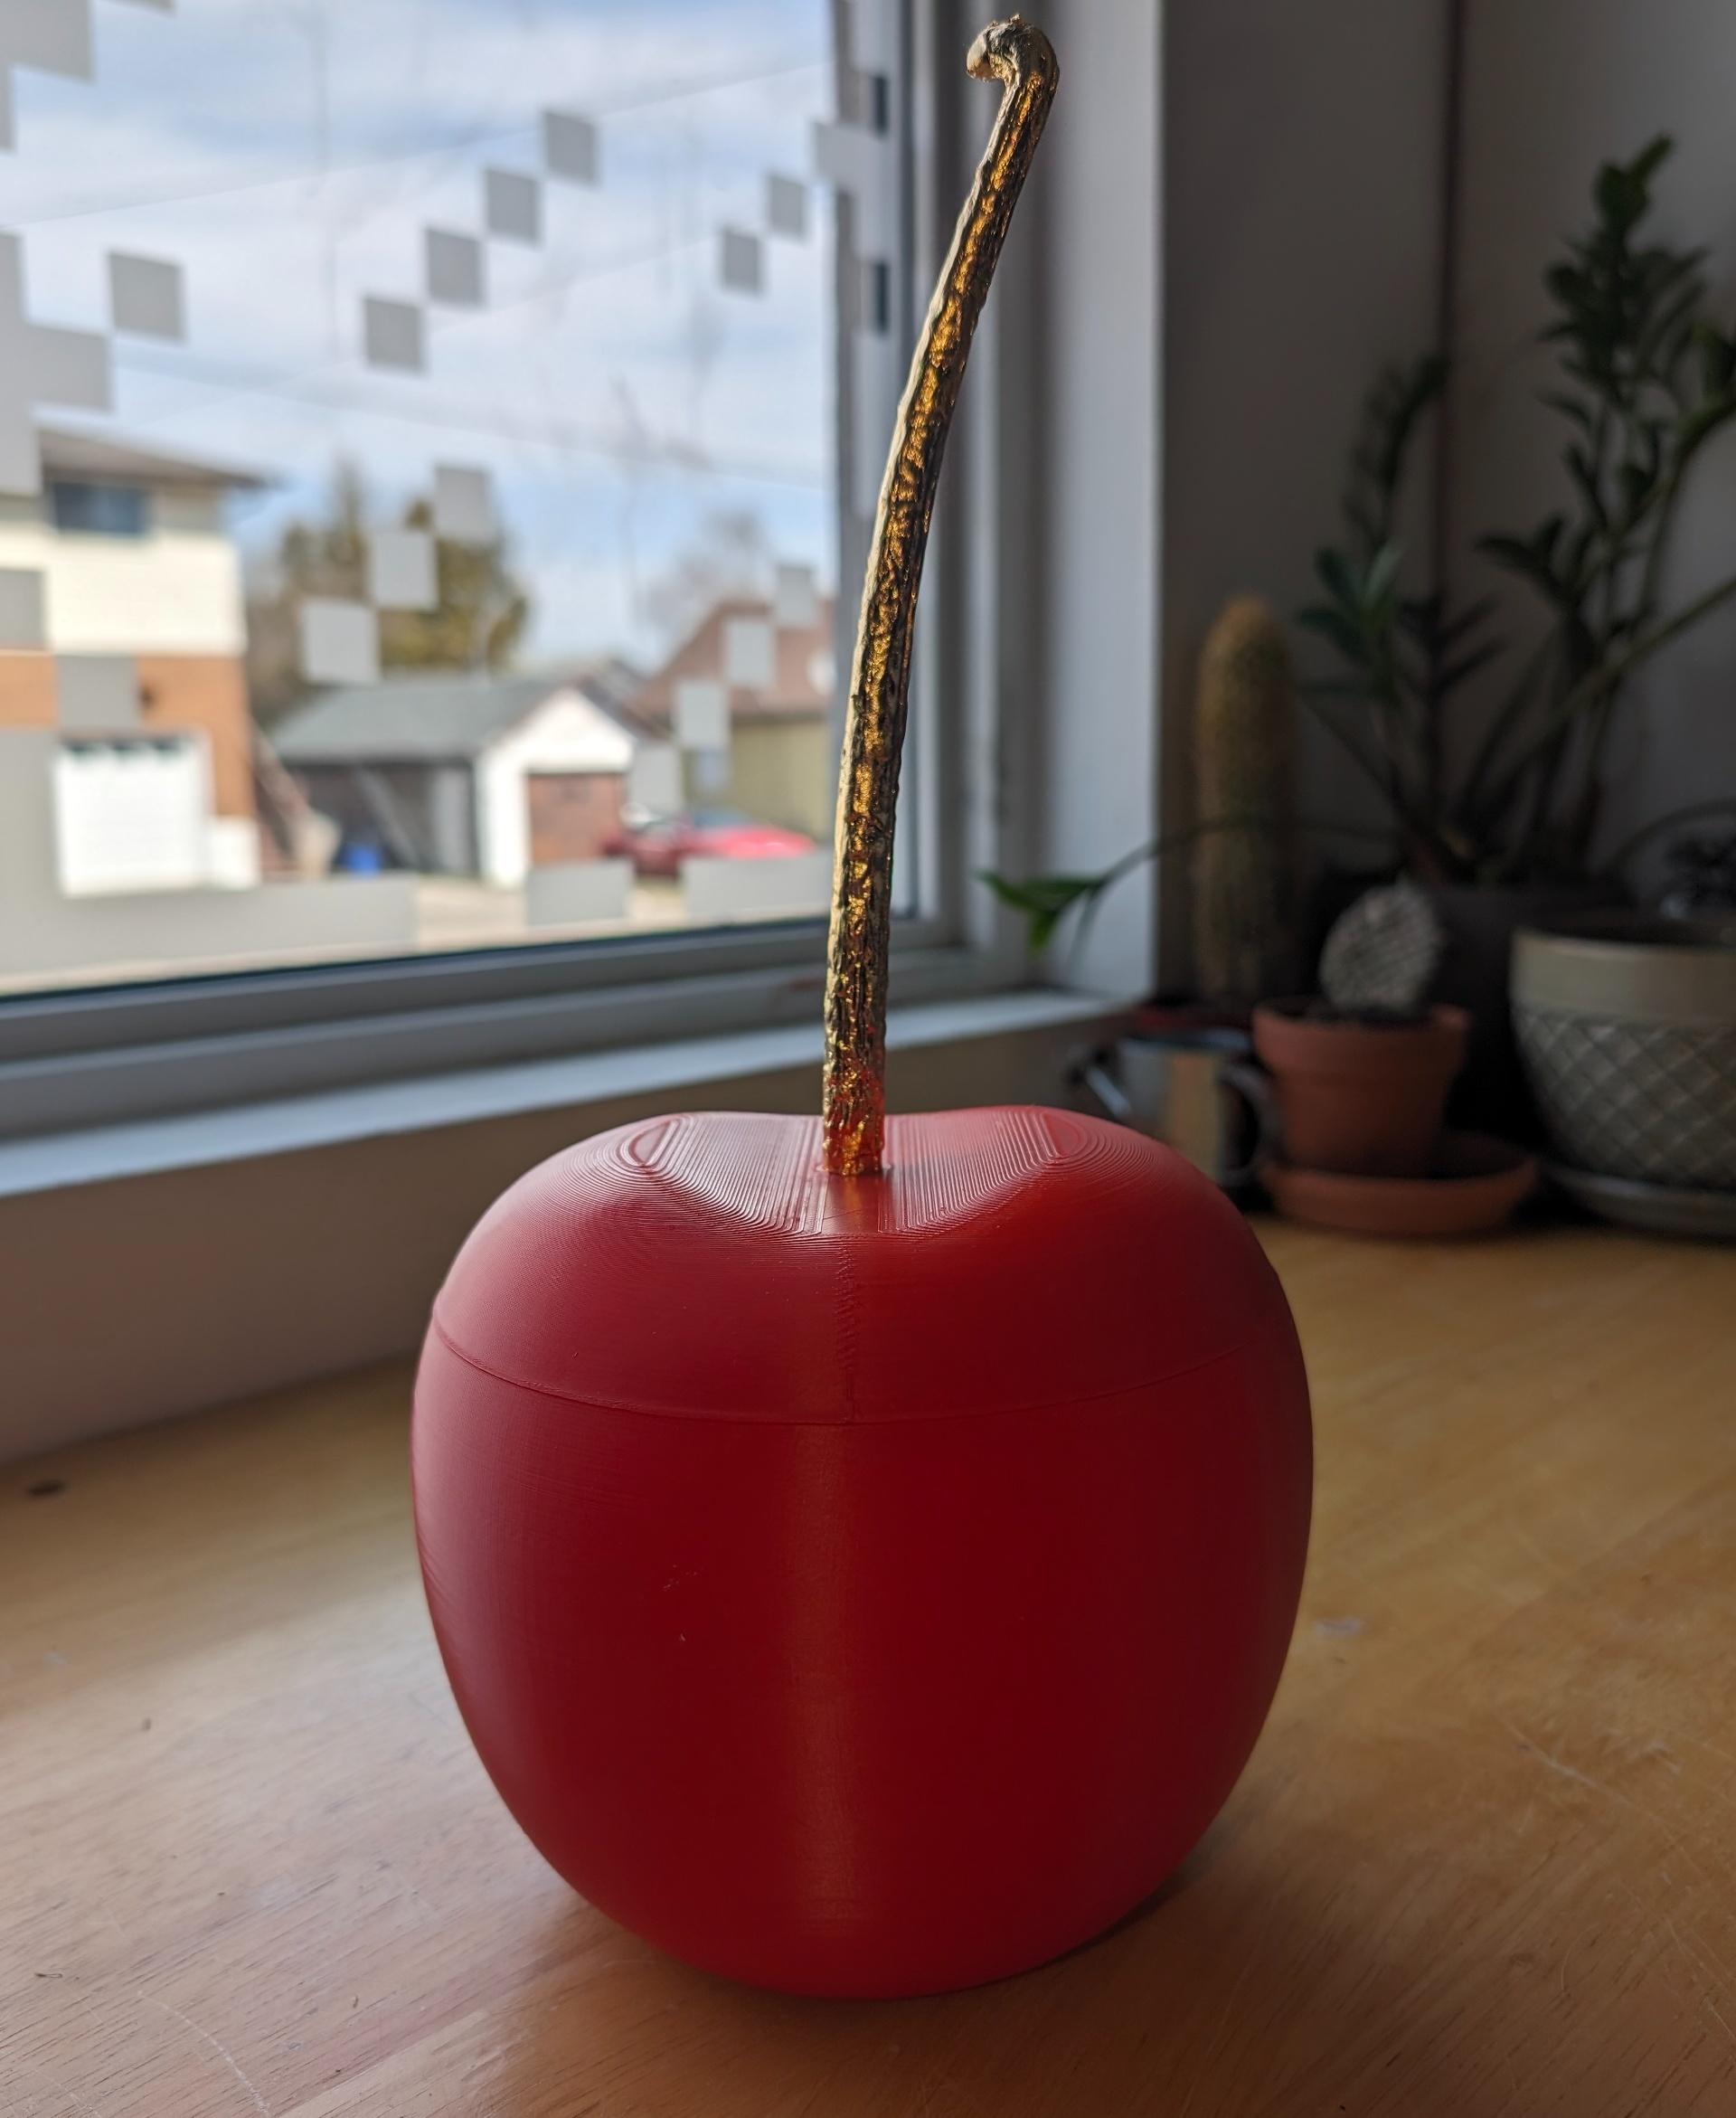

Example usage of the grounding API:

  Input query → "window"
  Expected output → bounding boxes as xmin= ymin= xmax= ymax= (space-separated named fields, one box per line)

xmin=0 ymin=0 xmax=929 ymax=1025
xmin=49 ymin=481 xmax=151 ymax=538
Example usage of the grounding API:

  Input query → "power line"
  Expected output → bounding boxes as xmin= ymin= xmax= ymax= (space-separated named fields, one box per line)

xmin=113 ymin=335 xmax=830 ymax=496
xmin=1 ymin=51 xmax=826 ymax=232
xmin=107 ymin=207 xmax=830 ymax=499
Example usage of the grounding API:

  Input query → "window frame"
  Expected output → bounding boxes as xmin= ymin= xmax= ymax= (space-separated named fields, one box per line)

xmin=0 ymin=0 xmax=1035 ymax=1142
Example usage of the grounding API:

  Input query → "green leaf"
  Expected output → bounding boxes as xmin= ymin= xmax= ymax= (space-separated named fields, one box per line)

xmin=1434 ymin=640 xmax=1504 ymax=695
xmin=1695 ymin=322 xmax=1736 ymax=396
xmin=1628 ymin=134 xmax=1675 ymax=191
xmin=978 ymin=870 xmax=1109 ymax=952
xmin=1314 ymin=547 xmax=1362 ymax=610
xmin=1297 ymin=604 xmax=1367 ymax=660
xmin=1542 ymin=391 xmax=1594 ymax=433
xmin=1363 ymin=541 xmax=1403 ymax=611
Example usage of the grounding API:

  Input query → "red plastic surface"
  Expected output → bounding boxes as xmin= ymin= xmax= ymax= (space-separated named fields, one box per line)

xmin=413 ymin=1107 xmax=1312 ymax=1997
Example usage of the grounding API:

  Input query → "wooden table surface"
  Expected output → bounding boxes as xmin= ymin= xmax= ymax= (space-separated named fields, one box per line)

xmin=4 ymin=1223 xmax=1735 ymax=2116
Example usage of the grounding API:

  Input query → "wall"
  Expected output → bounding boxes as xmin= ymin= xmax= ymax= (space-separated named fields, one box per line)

xmin=1160 ymin=0 xmax=1452 ymax=975
xmin=1019 ymin=0 xmax=1165 ymax=998
xmin=137 ymin=652 xmax=256 ymax=819
xmin=0 ymin=488 xmax=247 ymax=656
xmin=1449 ymin=0 xmax=1736 ymax=875
xmin=695 ymin=715 xmax=831 ymax=841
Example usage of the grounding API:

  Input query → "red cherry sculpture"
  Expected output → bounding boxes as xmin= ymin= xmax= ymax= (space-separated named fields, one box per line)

xmin=415 ymin=1108 xmax=1309 ymax=1997
xmin=413 ymin=19 xmax=1312 ymax=2000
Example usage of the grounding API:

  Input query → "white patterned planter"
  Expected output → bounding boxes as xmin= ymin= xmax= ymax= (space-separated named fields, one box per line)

xmin=1512 ymin=919 xmax=1736 ymax=1192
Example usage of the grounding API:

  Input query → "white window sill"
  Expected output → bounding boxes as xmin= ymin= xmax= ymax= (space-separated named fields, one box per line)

xmin=0 ymin=988 xmax=1131 ymax=1460
xmin=0 ymin=987 xmax=1123 ymax=1200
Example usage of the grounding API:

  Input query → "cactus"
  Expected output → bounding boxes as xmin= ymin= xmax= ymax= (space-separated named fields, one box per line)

xmin=1192 ymin=598 xmax=1298 ymax=1003
xmin=1319 ymin=879 xmax=1444 ymax=1016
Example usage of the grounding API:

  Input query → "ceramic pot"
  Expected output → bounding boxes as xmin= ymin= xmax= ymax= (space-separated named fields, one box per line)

xmin=1252 ymin=1001 xmax=1469 ymax=1177
xmin=1512 ymin=914 xmax=1736 ymax=1192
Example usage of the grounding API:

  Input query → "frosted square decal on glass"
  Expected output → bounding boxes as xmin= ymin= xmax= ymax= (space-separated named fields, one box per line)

xmin=368 ymin=527 xmax=438 ymax=612
xmin=23 ymin=321 xmax=110 ymax=411
xmin=363 ymin=298 xmax=424 ymax=373
xmin=673 ymin=678 xmax=728 ymax=752
xmin=773 ymin=563 xmax=818 ymax=629
xmin=425 ymin=229 xmax=484 ymax=308
xmin=299 ymin=599 xmax=380 ymax=686
xmin=627 ymin=740 xmax=682 ymax=817
xmin=767 ymin=173 xmax=807 ymax=240
xmin=722 ymin=614 xmax=775 ymax=689
xmin=485 ymin=168 xmax=542 ymax=244
xmin=526 ymin=858 xmax=633 ymax=928
xmin=0 ymin=566 xmax=45 ymax=646
xmin=811 ymin=120 xmax=895 ymax=252
xmin=718 ymin=227 xmax=763 ymax=296
xmin=432 ymin=464 xmax=494 ymax=544
xmin=684 ymin=849 xmax=831 ymax=923
xmin=0 ymin=0 xmax=94 ymax=81
xmin=108 ymin=251 xmax=184 ymax=339
xmin=543 ymin=110 xmax=599 ymax=185
xmin=54 ymin=654 xmax=138 ymax=731
xmin=691 ymin=748 xmax=731 ymax=796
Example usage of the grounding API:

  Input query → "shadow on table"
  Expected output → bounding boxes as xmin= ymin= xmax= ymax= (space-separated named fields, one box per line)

xmin=480 ymin=1830 xmax=1571 ymax=2118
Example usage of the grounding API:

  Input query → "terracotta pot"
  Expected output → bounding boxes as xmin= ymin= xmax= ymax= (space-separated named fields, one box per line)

xmin=1252 ymin=1000 xmax=1469 ymax=1177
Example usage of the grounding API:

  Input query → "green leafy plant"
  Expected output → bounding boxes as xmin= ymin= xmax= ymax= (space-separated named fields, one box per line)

xmin=986 ymin=136 xmax=1736 ymax=951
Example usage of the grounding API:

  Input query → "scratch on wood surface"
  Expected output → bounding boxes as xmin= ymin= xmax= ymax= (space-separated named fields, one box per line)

xmin=1503 ymin=1722 xmax=1609 ymax=1796
xmin=14 ymin=2060 xmax=107 ymax=2117
xmin=144 ymin=1995 xmax=270 ymax=2115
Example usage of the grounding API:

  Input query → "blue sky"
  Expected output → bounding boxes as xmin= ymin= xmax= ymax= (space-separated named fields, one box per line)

xmin=3 ymin=0 xmax=839 ymax=662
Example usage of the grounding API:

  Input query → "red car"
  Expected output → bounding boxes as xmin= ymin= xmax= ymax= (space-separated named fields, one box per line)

xmin=606 ymin=808 xmax=816 ymax=879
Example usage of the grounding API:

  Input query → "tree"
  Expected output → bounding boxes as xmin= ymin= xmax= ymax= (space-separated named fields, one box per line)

xmin=246 ymin=462 xmax=532 ymax=726
xmin=639 ymin=508 xmax=772 ymax=654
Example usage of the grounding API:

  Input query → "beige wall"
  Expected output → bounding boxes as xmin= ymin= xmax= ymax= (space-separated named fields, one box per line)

xmin=1449 ymin=0 xmax=1736 ymax=876
xmin=1161 ymin=0 xmax=1452 ymax=972
xmin=0 ymin=490 xmax=247 ymax=657
xmin=686 ymin=715 xmax=833 ymax=841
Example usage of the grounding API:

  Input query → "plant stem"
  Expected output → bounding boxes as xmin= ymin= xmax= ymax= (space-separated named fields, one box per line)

xmin=1477 ymin=566 xmax=1736 ymax=827
xmin=820 ymin=20 xmax=1058 ymax=1177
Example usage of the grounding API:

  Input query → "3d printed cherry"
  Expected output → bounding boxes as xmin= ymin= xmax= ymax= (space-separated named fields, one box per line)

xmin=413 ymin=17 xmax=1312 ymax=1999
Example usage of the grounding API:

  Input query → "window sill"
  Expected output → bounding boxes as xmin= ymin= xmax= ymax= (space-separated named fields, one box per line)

xmin=0 ymin=986 xmax=1120 ymax=1200
xmin=0 ymin=987 xmax=1131 ymax=1460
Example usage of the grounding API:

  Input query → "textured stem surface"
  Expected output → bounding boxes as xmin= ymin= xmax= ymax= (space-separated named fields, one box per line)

xmin=821 ymin=15 xmax=1059 ymax=1177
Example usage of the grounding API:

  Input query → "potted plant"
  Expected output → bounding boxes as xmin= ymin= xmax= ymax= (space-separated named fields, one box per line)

xmin=987 ymin=139 xmax=1736 ymax=1134
xmin=1251 ymin=882 xmax=1467 ymax=1179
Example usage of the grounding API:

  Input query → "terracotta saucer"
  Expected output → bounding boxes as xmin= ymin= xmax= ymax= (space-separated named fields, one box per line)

xmin=1265 ymin=1131 xmax=1537 ymax=1239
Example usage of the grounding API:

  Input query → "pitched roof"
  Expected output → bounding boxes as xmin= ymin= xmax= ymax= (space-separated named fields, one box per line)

xmin=38 ymin=423 xmax=268 ymax=492
xmin=630 ymin=595 xmax=836 ymax=733
xmin=274 ymin=671 xmax=625 ymax=765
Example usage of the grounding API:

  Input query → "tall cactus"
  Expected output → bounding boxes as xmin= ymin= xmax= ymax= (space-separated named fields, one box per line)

xmin=1192 ymin=597 xmax=1298 ymax=1004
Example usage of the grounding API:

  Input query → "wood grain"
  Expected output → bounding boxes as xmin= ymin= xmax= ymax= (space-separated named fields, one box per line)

xmin=3 ymin=1223 xmax=1733 ymax=2114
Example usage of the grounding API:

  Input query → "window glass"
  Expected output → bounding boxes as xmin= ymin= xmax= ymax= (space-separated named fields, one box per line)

xmin=50 ymin=482 xmax=152 ymax=537
xmin=0 ymin=0 xmax=904 ymax=998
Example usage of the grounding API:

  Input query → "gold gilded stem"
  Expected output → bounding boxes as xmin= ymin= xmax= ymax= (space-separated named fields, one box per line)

xmin=820 ymin=16 xmax=1059 ymax=1177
